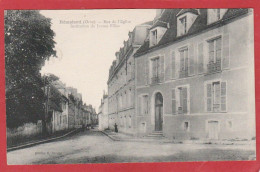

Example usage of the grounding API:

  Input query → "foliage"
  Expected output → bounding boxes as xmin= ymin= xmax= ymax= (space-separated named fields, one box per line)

xmin=5 ymin=10 xmax=56 ymax=128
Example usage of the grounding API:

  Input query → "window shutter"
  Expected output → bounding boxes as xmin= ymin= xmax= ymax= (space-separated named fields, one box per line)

xmin=132 ymin=63 xmax=135 ymax=79
xmin=144 ymin=96 xmax=148 ymax=115
xmin=171 ymin=51 xmax=176 ymax=79
xmin=221 ymin=81 xmax=227 ymax=112
xmin=189 ymin=44 xmax=195 ymax=76
xmin=176 ymin=51 xmax=180 ymax=78
xmin=198 ymin=42 xmax=204 ymax=74
xmin=222 ymin=34 xmax=230 ymax=69
xmin=160 ymin=56 xmax=165 ymax=82
xmin=145 ymin=59 xmax=149 ymax=85
xmin=183 ymin=87 xmax=188 ymax=113
xmin=172 ymin=89 xmax=176 ymax=114
xmin=138 ymin=96 xmax=142 ymax=115
xmin=206 ymin=83 xmax=212 ymax=112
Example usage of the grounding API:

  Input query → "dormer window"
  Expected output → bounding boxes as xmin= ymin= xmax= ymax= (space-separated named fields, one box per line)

xmin=149 ymin=26 xmax=167 ymax=47
xmin=207 ymin=9 xmax=228 ymax=24
xmin=177 ymin=9 xmax=198 ymax=37
xmin=179 ymin=16 xmax=187 ymax=36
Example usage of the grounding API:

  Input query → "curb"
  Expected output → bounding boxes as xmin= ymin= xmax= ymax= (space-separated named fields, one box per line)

xmin=100 ymin=131 xmax=120 ymax=141
xmin=7 ymin=129 xmax=80 ymax=152
xmin=100 ymin=131 xmax=256 ymax=145
xmin=100 ymin=131 xmax=170 ymax=143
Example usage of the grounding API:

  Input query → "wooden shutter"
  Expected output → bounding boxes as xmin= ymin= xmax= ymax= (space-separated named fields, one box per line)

xmin=138 ymin=96 xmax=142 ymax=115
xmin=198 ymin=42 xmax=204 ymax=74
xmin=221 ymin=81 xmax=227 ymax=112
xmin=160 ymin=56 xmax=165 ymax=82
xmin=145 ymin=59 xmax=149 ymax=85
xmin=132 ymin=63 xmax=135 ymax=79
xmin=206 ymin=83 xmax=212 ymax=112
xmin=171 ymin=51 xmax=176 ymax=79
xmin=144 ymin=96 xmax=148 ymax=115
xmin=222 ymin=34 xmax=230 ymax=69
xmin=183 ymin=87 xmax=188 ymax=113
xmin=189 ymin=44 xmax=195 ymax=76
xmin=172 ymin=89 xmax=176 ymax=115
xmin=176 ymin=51 xmax=180 ymax=78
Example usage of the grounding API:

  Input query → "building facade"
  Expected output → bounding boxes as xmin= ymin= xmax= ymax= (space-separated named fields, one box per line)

xmin=98 ymin=92 xmax=109 ymax=130
xmin=134 ymin=9 xmax=255 ymax=140
xmin=107 ymin=21 xmax=152 ymax=134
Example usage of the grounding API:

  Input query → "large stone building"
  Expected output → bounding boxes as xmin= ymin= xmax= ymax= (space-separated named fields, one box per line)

xmin=107 ymin=21 xmax=152 ymax=134
xmin=134 ymin=9 xmax=255 ymax=140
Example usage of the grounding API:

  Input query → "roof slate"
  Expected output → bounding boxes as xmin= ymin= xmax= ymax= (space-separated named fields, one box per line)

xmin=135 ymin=8 xmax=249 ymax=57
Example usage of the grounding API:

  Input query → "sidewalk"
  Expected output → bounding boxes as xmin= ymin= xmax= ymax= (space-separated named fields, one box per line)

xmin=101 ymin=130 xmax=256 ymax=145
xmin=7 ymin=128 xmax=81 ymax=152
xmin=101 ymin=130 xmax=171 ymax=143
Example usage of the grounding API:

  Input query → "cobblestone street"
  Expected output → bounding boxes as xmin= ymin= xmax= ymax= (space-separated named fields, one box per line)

xmin=7 ymin=130 xmax=255 ymax=164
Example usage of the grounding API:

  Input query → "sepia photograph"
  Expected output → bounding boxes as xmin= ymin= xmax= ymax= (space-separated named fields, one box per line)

xmin=5 ymin=8 xmax=256 ymax=165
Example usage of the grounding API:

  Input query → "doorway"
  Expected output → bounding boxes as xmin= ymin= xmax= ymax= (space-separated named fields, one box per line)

xmin=155 ymin=92 xmax=163 ymax=131
xmin=208 ymin=121 xmax=219 ymax=139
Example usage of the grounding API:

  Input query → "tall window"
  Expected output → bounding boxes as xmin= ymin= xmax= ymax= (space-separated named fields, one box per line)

xmin=151 ymin=30 xmax=158 ymax=46
xmin=177 ymin=87 xmax=188 ymax=114
xmin=128 ymin=116 xmax=132 ymax=128
xmin=179 ymin=48 xmax=189 ymax=77
xmin=179 ymin=16 xmax=187 ymax=35
xmin=206 ymin=81 xmax=227 ymax=112
xmin=208 ymin=37 xmax=221 ymax=63
xmin=128 ymin=89 xmax=132 ymax=107
xmin=139 ymin=95 xmax=149 ymax=115
xmin=151 ymin=57 xmax=160 ymax=82
xmin=172 ymin=86 xmax=189 ymax=115
xmin=208 ymin=37 xmax=222 ymax=73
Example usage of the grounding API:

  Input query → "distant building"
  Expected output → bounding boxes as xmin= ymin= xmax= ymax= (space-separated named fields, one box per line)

xmin=98 ymin=92 xmax=108 ymax=130
xmin=67 ymin=87 xmax=83 ymax=128
xmin=107 ymin=21 xmax=152 ymax=134
xmin=52 ymin=80 xmax=69 ymax=131
xmin=46 ymin=84 xmax=68 ymax=133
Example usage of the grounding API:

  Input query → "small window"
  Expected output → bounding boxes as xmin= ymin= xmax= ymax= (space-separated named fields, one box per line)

xmin=184 ymin=121 xmax=189 ymax=131
xmin=227 ymin=120 xmax=232 ymax=129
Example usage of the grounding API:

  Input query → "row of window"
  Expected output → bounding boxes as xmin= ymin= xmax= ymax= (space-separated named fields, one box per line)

xmin=180 ymin=119 xmax=233 ymax=132
xmin=139 ymin=80 xmax=227 ymax=116
xmin=109 ymin=116 xmax=132 ymax=128
xmin=109 ymin=61 xmax=135 ymax=96
xmin=145 ymin=34 xmax=229 ymax=85
xmin=56 ymin=114 xmax=67 ymax=125
xmin=109 ymin=88 xmax=134 ymax=113
xmin=151 ymin=9 xmax=227 ymax=46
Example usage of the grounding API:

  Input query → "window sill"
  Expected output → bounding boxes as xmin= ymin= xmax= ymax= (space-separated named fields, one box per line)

xmin=206 ymin=111 xmax=227 ymax=113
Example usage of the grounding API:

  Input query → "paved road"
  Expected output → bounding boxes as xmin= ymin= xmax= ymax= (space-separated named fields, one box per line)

xmin=7 ymin=130 xmax=256 ymax=164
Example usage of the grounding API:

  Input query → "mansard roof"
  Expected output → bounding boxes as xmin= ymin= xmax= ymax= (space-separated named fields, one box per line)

xmin=135 ymin=8 xmax=249 ymax=57
xmin=176 ymin=9 xmax=199 ymax=17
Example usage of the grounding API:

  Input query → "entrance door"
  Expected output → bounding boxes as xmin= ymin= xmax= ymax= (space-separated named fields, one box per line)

xmin=208 ymin=121 xmax=219 ymax=139
xmin=155 ymin=93 xmax=163 ymax=131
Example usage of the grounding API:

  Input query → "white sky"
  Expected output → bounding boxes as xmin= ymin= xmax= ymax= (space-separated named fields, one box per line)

xmin=40 ymin=9 xmax=156 ymax=110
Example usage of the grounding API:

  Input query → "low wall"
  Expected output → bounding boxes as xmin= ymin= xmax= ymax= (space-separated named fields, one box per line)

xmin=7 ymin=122 xmax=42 ymax=147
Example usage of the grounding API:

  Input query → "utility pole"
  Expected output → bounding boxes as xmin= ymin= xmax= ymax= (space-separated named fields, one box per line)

xmin=42 ymin=75 xmax=49 ymax=136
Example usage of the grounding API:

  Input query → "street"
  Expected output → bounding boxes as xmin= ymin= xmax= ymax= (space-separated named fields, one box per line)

xmin=7 ymin=130 xmax=255 ymax=164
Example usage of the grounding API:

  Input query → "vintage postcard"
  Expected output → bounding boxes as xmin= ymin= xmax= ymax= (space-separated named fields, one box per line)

xmin=4 ymin=8 xmax=256 ymax=165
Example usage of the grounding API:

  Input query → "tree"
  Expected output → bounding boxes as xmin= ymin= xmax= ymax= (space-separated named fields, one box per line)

xmin=5 ymin=10 xmax=56 ymax=128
